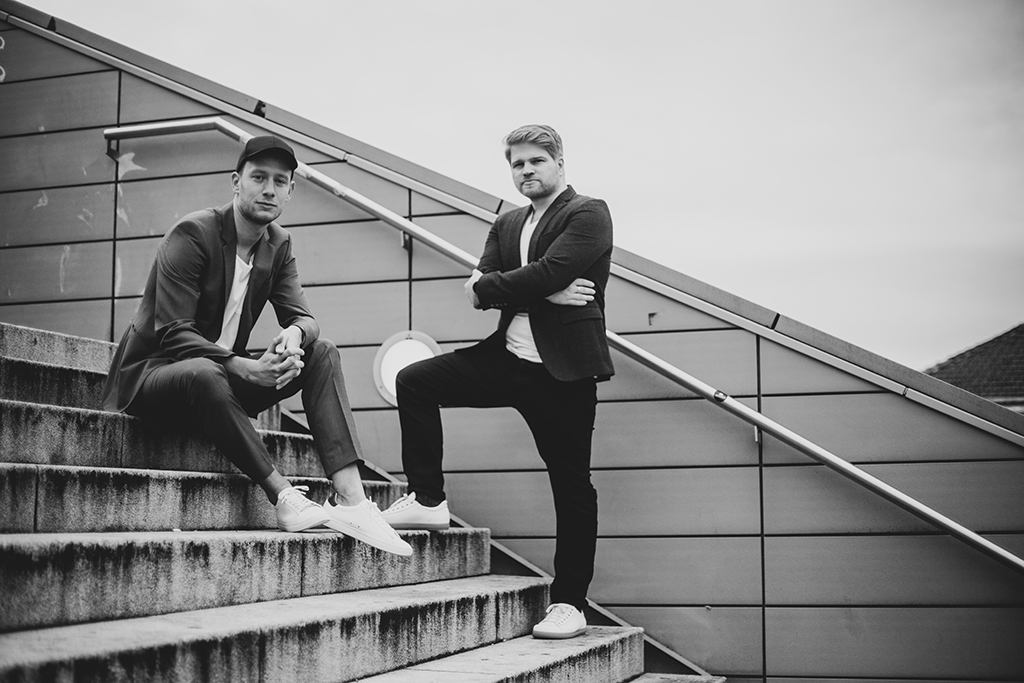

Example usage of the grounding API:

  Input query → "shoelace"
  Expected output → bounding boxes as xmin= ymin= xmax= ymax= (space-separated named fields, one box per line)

xmin=389 ymin=493 xmax=415 ymax=511
xmin=544 ymin=605 xmax=577 ymax=625
xmin=279 ymin=486 xmax=317 ymax=512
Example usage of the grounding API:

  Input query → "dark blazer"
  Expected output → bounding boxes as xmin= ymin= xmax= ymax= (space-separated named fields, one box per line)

xmin=472 ymin=186 xmax=614 ymax=382
xmin=102 ymin=203 xmax=318 ymax=412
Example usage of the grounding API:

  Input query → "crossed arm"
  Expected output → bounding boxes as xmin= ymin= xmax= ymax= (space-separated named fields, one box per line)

xmin=465 ymin=201 xmax=611 ymax=310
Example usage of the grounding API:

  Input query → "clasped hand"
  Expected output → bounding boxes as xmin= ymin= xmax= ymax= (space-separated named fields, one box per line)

xmin=250 ymin=327 xmax=304 ymax=390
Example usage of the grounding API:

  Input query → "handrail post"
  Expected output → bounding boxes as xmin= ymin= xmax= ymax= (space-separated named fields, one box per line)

xmin=101 ymin=117 xmax=1024 ymax=578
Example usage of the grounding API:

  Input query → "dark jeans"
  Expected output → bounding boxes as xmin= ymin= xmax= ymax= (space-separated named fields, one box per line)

xmin=129 ymin=338 xmax=362 ymax=482
xmin=396 ymin=343 xmax=598 ymax=610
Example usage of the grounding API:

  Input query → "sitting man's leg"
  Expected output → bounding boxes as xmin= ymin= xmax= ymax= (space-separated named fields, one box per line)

xmin=256 ymin=338 xmax=410 ymax=556
xmin=128 ymin=357 xmax=330 ymax=532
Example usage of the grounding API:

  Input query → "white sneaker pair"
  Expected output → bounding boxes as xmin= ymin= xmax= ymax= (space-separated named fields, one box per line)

xmin=532 ymin=603 xmax=587 ymax=639
xmin=274 ymin=485 xmax=412 ymax=557
xmin=380 ymin=492 xmax=450 ymax=530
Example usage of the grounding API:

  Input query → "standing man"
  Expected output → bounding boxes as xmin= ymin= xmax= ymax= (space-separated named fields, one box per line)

xmin=382 ymin=124 xmax=614 ymax=637
xmin=103 ymin=135 xmax=410 ymax=556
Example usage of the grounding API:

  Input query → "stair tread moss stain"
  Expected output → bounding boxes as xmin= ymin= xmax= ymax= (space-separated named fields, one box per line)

xmin=0 ymin=575 xmax=550 ymax=681
xmin=0 ymin=528 xmax=491 ymax=632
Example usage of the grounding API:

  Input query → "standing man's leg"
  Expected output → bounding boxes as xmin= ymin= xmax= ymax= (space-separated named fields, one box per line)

xmin=383 ymin=345 xmax=515 ymax=527
xmin=517 ymin=365 xmax=599 ymax=637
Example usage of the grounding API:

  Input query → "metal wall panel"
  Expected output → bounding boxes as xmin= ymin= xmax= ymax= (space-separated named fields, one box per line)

xmin=764 ymin=607 xmax=1024 ymax=679
xmin=117 ymin=175 xmax=229 ymax=238
xmin=0 ymin=71 xmax=118 ymax=137
xmin=410 ymin=214 xmax=489 ymax=279
xmin=0 ymin=242 xmax=112 ymax=302
xmin=760 ymin=338 xmax=883 ymax=394
xmin=0 ymin=300 xmax=111 ymax=340
xmin=410 ymin=191 xmax=461 ymax=217
xmin=310 ymin=162 xmax=409 ymax=219
xmin=762 ymin=393 xmax=1024 ymax=464
xmin=119 ymin=73 xmax=219 ymax=123
xmin=592 ymin=398 xmax=759 ymax=468
xmin=288 ymin=221 xmax=408 ymax=285
xmin=351 ymin=409 xmax=402 ymax=472
xmin=448 ymin=467 xmax=761 ymax=537
xmin=0 ymin=184 xmax=115 ymax=247
xmin=0 ymin=128 xmax=115 ymax=192
xmin=0 ymin=29 xmax=109 ymax=82
xmin=765 ymin=534 xmax=1024 ymax=605
xmin=602 ymin=329 xmax=758 ymax=400
xmin=502 ymin=537 xmax=762 ymax=604
xmin=411 ymin=279 xmax=500 ymax=343
xmin=112 ymin=129 xmax=240 ymax=180
xmin=248 ymin=281 xmax=409 ymax=348
xmin=763 ymin=461 xmax=1024 ymax=534
xmin=114 ymin=238 xmax=160 ymax=297
xmin=605 ymin=277 xmax=735 ymax=334
xmin=613 ymin=606 xmax=763 ymax=676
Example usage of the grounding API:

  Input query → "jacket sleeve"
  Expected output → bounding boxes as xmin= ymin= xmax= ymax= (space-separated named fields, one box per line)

xmin=473 ymin=199 xmax=612 ymax=308
xmin=152 ymin=219 xmax=234 ymax=361
xmin=269 ymin=235 xmax=319 ymax=343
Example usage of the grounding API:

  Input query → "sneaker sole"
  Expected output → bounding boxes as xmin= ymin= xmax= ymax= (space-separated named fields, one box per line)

xmin=532 ymin=626 xmax=587 ymax=640
xmin=323 ymin=519 xmax=414 ymax=557
xmin=278 ymin=514 xmax=331 ymax=533
xmin=386 ymin=521 xmax=450 ymax=531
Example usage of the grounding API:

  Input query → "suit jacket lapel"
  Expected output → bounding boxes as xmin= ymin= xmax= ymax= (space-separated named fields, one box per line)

xmin=220 ymin=204 xmax=238 ymax=309
xmin=505 ymin=207 xmax=531 ymax=268
xmin=527 ymin=186 xmax=576 ymax=262
xmin=237 ymin=228 xmax=277 ymax=351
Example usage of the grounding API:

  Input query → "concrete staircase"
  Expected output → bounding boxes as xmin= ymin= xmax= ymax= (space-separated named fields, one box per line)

xmin=0 ymin=322 xmax=658 ymax=682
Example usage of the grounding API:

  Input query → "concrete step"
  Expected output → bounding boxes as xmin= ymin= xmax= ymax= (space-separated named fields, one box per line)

xmin=359 ymin=626 xmax=645 ymax=682
xmin=0 ymin=399 xmax=321 ymax=476
xmin=0 ymin=322 xmax=115 ymax=374
xmin=0 ymin=356 xmax=107 ymax=411
xmin=0 ymin=575 xmax=549 ymax=683
xmin=0 ymin=527 xmax=489 ymax=633
xmin=0 ymin=462 xmax=406 ymax=533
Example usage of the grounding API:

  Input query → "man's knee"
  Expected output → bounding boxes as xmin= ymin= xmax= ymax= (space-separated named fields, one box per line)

xmin=396 ymin=357 xmax=434 ymax=395
xmin=182 ymin=358 xmax=232 ymax=398
xmin=306 ymin=338 xmax=340 ymax=366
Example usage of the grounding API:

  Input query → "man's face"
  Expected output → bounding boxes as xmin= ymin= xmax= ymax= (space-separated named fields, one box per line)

xmin=232 ymin=154 xmax=294 ymax=225
xmin=508 ymin=143 xmax=563 ymax=200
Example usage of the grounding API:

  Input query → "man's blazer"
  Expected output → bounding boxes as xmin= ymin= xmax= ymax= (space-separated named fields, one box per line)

xmin=472 ymin=186 xmax=615 ymax=382
xmin=102 ymin=202 xmax=318 ymax=413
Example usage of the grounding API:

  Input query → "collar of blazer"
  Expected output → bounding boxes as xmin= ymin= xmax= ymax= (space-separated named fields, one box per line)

xmin=218 ymin=202 xmax=278 ymax=309
xmin=522 ymin=185 xmax=577 ymax=263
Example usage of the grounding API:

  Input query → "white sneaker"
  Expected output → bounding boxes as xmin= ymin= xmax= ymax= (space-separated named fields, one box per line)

xmin=380 ymin=492 xmax=450 ymax=530
xmin=323 ymin=496 xmax=413 ymax=556
xmin=275 ymin=486 xmax=330 ymax=532
xmin=532 ymin=603 xmax=587 ymax=639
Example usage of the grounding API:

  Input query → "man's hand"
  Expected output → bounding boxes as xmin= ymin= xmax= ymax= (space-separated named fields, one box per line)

xmin=224 ymin=329 xmax=305 ymax=390
xmin=546 ymin=278 xmax=595 ymax=306
xmin=464 ymin=269 xmax=484 ymax=309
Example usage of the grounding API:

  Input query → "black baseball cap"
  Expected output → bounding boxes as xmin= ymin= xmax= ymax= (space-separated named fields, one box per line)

xmin=235 ymin=135 xmax=298 ymax=172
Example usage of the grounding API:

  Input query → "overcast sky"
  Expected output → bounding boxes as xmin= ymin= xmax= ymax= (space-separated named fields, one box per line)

xmin=27 ymin=0 xmax=1024 ymax=370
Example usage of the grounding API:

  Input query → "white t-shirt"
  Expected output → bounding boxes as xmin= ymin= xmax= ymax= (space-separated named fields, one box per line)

xmin=505 ymin=209 xmax=543 ymax=363
xmin=215 ymin=254 xmax=254 ymax=351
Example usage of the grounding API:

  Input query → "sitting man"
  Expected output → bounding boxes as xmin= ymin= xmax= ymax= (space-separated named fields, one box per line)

xmin=103 ymin=135 xmax=410 ymax=556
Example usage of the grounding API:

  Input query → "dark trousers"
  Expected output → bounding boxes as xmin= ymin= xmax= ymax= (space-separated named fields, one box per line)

xmin=128 ymin=338 xmax=362 ymax=482
xmin=396 ymin=343 xmax=598 ymax=610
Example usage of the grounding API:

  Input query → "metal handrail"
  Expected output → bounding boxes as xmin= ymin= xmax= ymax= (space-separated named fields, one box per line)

xmin=103 ymin=117 xmax=1024 ymax=577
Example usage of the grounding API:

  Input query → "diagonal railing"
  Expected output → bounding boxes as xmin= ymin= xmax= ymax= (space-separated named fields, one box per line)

xmin=104 ymin=116 xmax=1024 ymax=580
